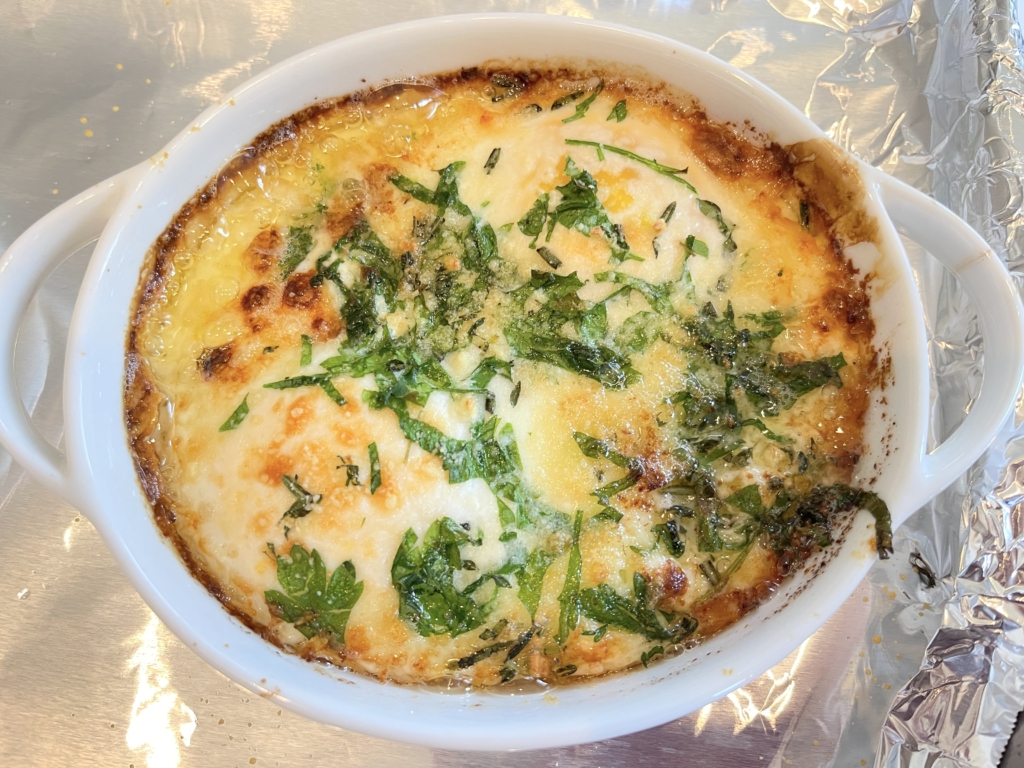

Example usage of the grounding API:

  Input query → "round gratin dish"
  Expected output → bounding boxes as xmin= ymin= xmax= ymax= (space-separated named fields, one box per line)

xmin=0 ymin=14 xmax=1021 ymax=752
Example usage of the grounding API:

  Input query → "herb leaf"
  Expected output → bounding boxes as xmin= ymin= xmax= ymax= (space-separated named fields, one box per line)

xmin=556 ymin=511 xmax=584 ymax=644
xmin=218 ymin=395 xmax=250 ymax=432
xmin=467 ymin=357 xmax=513 ymax=389
xmin=300 ymin=334 xmax=313 ymax=366
xmin=683 ymin=235 xmax=709 ymax=258
xmin=455 ymin=641 xmax=513 ymax=668
xmin=653 ymin=518 xmax=686 ymax=556
xmin=368 ymin=442 xmax=381 ymax=494
xmin=594 ymin=270 xmax=673 ymax=314
xmin=280 ymin=225 xmax=314 ymax=279
xmin=592 ymin=507 xmax=623 ymax=523
xmin=503 ymin=271 xmax=639 ymax=389
xmin=572 ymin=431 xmax=643 ymax=503
xmin=484 ymin=148 xmax=501 ymax=174
xmin=517 ymin=193 xmax=549 ymax=247
xmin=551 ymin=157 xmax=635 ymax=264
xmin=536 ymin=246 xmax=562 ymax=269
xmin=580 ymin=572 xmax=697 ymax=642
xmin=562 ymin=80 xmax=604 ymax=124
xmin=551 ymin=89 xmax=585 ymax=110
xmin=696 ymin=199 xmax=737 ymax=254
xmin=265 ymin=544 xmax=363 ymax=642
xmin=264 ymin=373 xmax=347 ymax=406
xmin=281 ymin=475 xmax=322 ymax=519
xmin=519 ymin=547 xmax=558 ymax=618
xmin=607 ymin=99 xmax=627 ymax=122
xmin=391 ymin=517 xmax=490 ymax=637
xmin=564 ymin=139 xmax=697 ymax=195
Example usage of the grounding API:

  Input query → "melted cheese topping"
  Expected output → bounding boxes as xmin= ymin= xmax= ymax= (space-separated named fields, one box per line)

xmin=127 ymin=68 xmax=880 ymax=686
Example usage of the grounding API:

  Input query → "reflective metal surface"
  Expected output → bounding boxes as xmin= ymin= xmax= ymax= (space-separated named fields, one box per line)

xmin=1 ymin=0 xmax=1020 ymax=765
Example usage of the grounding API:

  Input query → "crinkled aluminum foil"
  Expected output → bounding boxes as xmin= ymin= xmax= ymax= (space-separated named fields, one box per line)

xmin=0 ymin=0 xmax=1021 ymax=765
xmin=874 ymin=0 xmax=1024 ymax=765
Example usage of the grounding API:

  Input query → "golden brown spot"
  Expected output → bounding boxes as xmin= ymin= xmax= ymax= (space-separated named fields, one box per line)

xmin=345 ymin=625 xmax=371 ymax=654
xmin=197 ymin=344 xmax=233 ymax=380
xmin=258 ymin=451 xmax=295 ymax=488
xmin=245 ymin=229 xmax=281 ymax=274
xmin=241 ymin=284 xmax=273 ymax=312
xmin=326 ymin=197 xmax=364 ymax=240
xmin=310 ymin=314 xmax=342 ymax=340
xmin=284 ymin=393 xmax=317 ymax=437
xmin=648 ymin=559 xmax=689 ymax=614
xmin=363 ymin=162 xmax=398 ymax=216
xmin=281 ymin=271 xmax=320 ymax=309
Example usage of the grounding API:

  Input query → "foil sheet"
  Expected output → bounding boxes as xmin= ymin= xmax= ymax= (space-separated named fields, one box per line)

xmin=876 ymin=0 xmax=1024 ymax=764
xmin=0 ymin=1 xmax=1020 ymax=765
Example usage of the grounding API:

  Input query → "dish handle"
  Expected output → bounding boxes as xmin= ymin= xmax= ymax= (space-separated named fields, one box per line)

xmin=0 ymin=169 xmax=137 ymax=510
xmin=875 ymin=170 xmax=1024 ymax=503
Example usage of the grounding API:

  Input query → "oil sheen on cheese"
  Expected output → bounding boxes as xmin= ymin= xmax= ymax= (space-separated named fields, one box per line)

xmin=126 ymin=66 xmax=883 ymax=687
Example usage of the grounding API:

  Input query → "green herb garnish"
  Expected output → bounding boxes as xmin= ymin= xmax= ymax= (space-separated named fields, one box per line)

xmin=484 ymin=147 xmax=501 ymax=174
xmin=218 ymin=395 xmax=249 ymax=432
xmin=300 ymin=334 xmax=312 ymax=366
xmin=281 ymin=475 xmax=322 ymax=520
xmin=549 ymin=157 xmax=636 ymax=264
xmin=279 ymin=225 xmax=314 ymax=279
xmin=265 ymin=543 xmax=363 ymax=642
xmin=264 ymin=373 xmax=347 ymax=406
xmin=556 ymin=511 xmax=584 ymax=644
xmin=519 ymin=547 xmax=558 ymax=618
xmin=683 ymin=235 xmax=709 ymax=258
xmin=536 ymin=246 xmax=562 ymax=269
xmin=391 ymin=517 xmax=490 ymax=637
xmin=592 ymin=507 xmax=623 ymax=523
xmin=607 ymin=99 xmax=627 ymax=122
xmin=580 ymin=572 xmax=698 ymax=642
xmin=564 ymin=139 xmax=697 ymax=194
xmin=551 ymin=89 xmax=585 ymax=110
xmin=641 ymin=646 xmax=664 ymax=667
xmin=368 ymin=442 xmax=381 ymax=494
xmin=562 ymin=80 xmax=603 ymax=123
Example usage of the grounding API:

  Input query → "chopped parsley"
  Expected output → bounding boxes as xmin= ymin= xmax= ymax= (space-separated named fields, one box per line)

xmin=564 ymin=139 xmax=697 ymax=194
xmin=265 ymin=543 xmax=363 ymax=642
xmin=391 ymin=517 xmax=490 ymax=637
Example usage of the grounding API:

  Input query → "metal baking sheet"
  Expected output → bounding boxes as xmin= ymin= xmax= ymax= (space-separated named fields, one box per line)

xmin=1 ymin=0 xmax=1017 ymax=765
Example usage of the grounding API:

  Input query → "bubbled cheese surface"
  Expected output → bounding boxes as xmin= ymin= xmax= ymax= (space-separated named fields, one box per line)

xmin=127 ymin=68 xmax=878 ymax=686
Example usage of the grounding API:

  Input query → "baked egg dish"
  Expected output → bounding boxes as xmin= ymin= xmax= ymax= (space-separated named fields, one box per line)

xmin=126 ymin=65 xmax=892 ymax=686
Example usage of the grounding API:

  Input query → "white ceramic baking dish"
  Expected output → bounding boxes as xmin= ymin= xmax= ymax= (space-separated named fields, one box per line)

xmin=0 ymin=14 xmax=1021 ymax=752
